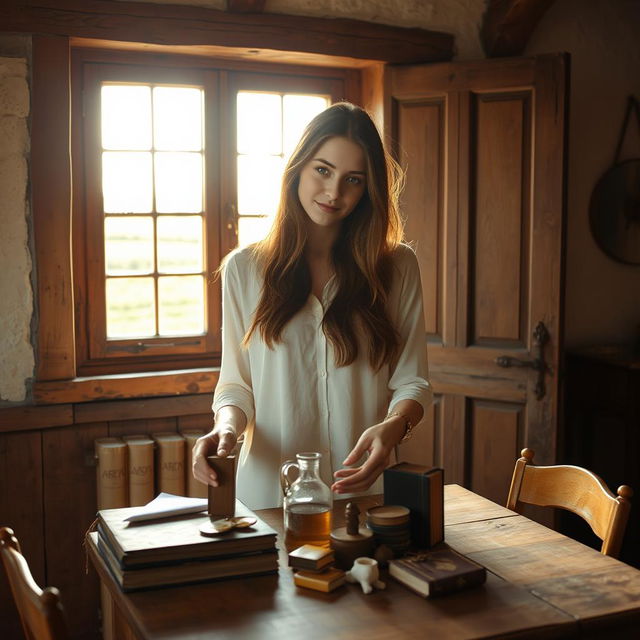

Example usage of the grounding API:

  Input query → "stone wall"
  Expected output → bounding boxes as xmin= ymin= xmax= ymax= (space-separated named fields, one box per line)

xmin=0 ymin=47 xmax=33 ymax=402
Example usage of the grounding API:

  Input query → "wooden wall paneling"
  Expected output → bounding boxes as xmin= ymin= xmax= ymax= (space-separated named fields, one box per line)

xmin=0 ymin=404 xmax=73 ymax=433
xmin=470 ymin=399 xmax=523 ymax=505
xmin=178 ymin=414 xmax=214 ymax=432
xmin=43 ymin=422 xmax=107 ymax=638
xmin=74 ymin=393 xmax=212 ymax=424
xmin=32 ymin=34 xmax=75 ymax=381
xmin=108 ymin=417 xmax=176 ymax=439
xmin=0 ymin=0 xmax=454 ymax=64
xmin=0 ymin=430 xmax=44 ymax=639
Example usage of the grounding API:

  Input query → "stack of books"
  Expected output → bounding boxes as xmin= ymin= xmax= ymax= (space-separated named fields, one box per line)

xmin=91 ymin=497 xmax=278 ymax=592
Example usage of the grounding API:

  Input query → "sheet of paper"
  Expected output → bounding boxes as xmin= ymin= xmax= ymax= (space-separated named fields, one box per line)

xmin=123 ymin=492 xmax=208 ymax=523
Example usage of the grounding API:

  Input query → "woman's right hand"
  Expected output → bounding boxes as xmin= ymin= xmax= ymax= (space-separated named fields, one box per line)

xmin=192 ymin=427 xmax=238 ymax=487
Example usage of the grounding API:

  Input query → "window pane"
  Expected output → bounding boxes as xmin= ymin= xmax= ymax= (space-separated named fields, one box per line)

xmin=237 ymin=92 xmax=282 ymax=155
xmin=238 ymin=216 xmax=273 ymax=248
xmin=157 ymin=216 xmax=203 ymax=273
xmin=102 ymin=151 xmax=153 ymax=213
xmin=237 ymin=154 xmax=283 ymax=216
xmin=105 ymin=216 xmax=154 ymax=275
xmin=158 ymin=276 xmax=204 ymax=335
xmin=155 ymin=152 xmax=203 ymax=213
xmin=101 ymin=85 xmax=152 ymax=151
xmin=283 ymin=94 xmax=328 ymax=158
xmin=153 ymin=87 xmax=203 ymax=151
xmin=106 ymin=277 xmax=155 ymax=338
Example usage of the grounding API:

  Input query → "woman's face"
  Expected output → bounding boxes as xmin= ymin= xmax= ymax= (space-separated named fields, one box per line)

xmin=297 ymin=136 xmax=367 ymax=230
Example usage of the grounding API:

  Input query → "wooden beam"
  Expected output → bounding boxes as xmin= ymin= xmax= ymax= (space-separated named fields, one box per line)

xmin=0 ymin=0 xmax=454 ymax=64
xmin=482 ymin=0 xmax=556 ymax=57
xmin=227 ymin=0 xmax=266 ymax=13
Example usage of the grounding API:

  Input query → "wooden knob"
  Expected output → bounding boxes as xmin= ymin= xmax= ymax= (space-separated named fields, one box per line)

xmin=520 ymin=448 xmax=535 ymax=462
xmin=617 ymin=485 xmax=633 ymax=501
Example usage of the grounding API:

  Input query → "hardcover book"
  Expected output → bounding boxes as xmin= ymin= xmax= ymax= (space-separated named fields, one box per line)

xmin=293 ymin=567 xmax=346 ymax=593
xmin=152 ymin=432 xmax=186 ymax=496
xmin=181 ymin=430 xmax=208 ymax=498
xmin=288 ymin=544 xmax=334 ymax=572
xmin=122 ymin=435 xmax=155 ymax=507
xmin=383 ymin=463 xmax=444 ymax=547
xmin=97 ymin=499 xmax=277 ymax=568
xmin=90 ymin=532 xmax=278 ymax=592
xmin=95 ymin=437 xmax=128 ymax=510
xmin=388 ymin=545 xmax=486 ymax=598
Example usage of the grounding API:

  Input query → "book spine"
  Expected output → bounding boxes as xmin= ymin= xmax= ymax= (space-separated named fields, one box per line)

xmin=95 ymin=438 xmax=128 ymax=509
xmin=153 ymin=433 xmax=186 ymax=496
xmin=181 ymin=430 xmax=208 ymax=498
xmin=426 ymin=567 xmax=486 ymax=597
xmin=124 ymin=437 xmax=155 ymax=507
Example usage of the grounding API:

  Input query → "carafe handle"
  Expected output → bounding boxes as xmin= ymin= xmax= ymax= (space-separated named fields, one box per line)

xmin=279 ymin=459 xmax=299 ymax=496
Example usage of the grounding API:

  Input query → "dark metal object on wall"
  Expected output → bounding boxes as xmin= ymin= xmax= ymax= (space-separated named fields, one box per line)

xmin=589 ymin=96 xmax=640 ymax=265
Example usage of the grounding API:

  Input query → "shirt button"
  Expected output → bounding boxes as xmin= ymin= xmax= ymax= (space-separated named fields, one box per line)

xmin=320 ymin=371 xmax=327 ymax=378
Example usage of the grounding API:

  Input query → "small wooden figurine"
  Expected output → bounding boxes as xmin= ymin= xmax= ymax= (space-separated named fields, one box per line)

xmin=330 ymin=502 xmax=375 ymax=569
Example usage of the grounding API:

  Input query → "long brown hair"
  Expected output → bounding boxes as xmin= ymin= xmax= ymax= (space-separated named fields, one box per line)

xmin=244 ymin=102 xmax=404 ymax=370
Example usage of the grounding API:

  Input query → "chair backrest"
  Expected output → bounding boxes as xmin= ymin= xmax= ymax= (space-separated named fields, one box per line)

xmin=0 ymin=527 xmax=68 ymax=640
xmin=506 ymin=448 xmax=633 ymax=558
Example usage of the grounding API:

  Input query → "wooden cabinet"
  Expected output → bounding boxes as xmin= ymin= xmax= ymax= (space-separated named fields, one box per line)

xmin=562 ymin=346 xmax=640 ymax=568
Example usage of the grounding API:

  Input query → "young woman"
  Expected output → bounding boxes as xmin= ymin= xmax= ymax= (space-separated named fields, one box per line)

xmin=192 ymin=102 xmax=432 ymax=510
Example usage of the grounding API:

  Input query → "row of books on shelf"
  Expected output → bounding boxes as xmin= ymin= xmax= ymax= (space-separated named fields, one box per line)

xmin=91 ymin=497 xmax=279 ymax=592
xmin=95 ymin=430 xmax=209 ymax=510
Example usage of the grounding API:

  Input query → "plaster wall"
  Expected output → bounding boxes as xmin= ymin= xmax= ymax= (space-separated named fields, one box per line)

xmin=526 ymin=0 xmax=640 ymax=348
xmin=0 ymin=48 xmax=33 ymax=402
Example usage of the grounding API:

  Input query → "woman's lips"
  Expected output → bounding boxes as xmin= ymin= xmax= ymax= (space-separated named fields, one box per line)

xmin=315 ymin=201 xmax=339 ymax=213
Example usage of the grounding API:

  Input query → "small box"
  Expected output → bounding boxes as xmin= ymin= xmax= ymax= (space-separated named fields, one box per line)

xmin=383 ymin=463 xmax=444 ymax=548
xmin=288 ymin=544 xmax=335 ymax=572
xmin=207 ymin=455 xmax=236 ymax=517
xmin=293 ymin=567 xmax=346 ymax=593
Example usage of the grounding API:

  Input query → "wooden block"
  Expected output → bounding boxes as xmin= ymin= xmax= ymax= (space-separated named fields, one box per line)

xmin=288 ymin=544 xmax=334 ymax=572
xmin=293 ymin=567 xmax=346 ymax=592
xmin=207 ymin=455 xmax=236 ymax=517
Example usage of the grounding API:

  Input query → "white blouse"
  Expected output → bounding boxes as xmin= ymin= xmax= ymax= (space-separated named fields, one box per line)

xmin=212 ymin=243 xmax=432 ymax=510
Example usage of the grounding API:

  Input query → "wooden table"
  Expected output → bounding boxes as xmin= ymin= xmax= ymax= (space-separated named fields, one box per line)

xmin=86 ymin=485 xmax=640 ymax=639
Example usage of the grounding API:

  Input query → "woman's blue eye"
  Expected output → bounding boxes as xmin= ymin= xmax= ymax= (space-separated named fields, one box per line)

xmin=346 ymin=176 xmax=362 ymax=185
xmin=315 ymin=166 xmax=329 ymax=176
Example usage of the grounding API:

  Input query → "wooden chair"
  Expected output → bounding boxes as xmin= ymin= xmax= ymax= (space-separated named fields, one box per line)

xmin=0 ymin=527 xmax=68 ymax=640
xmin=506 ymin=448 xmax=633 ymax=558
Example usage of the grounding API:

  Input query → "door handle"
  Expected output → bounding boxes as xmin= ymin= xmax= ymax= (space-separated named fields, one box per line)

xmin=495 ymin=321 xmax=550 ymax=400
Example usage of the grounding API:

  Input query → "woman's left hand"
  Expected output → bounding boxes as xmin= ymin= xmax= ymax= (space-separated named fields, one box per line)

xmin=331 ymin=419 xmax=405 ymax=494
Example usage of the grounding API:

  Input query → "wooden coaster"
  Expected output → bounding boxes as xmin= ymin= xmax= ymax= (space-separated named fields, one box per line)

xmin=366 ymin=505 xmax=410 ymax=527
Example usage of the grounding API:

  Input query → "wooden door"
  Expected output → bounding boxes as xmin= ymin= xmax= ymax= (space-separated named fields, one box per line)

xmin=394 ymin=55 xmax=568 ymax=509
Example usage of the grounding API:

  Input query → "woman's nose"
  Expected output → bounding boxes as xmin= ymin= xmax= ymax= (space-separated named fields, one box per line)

xmin=325 ymin=179 xmax=340 ymax=201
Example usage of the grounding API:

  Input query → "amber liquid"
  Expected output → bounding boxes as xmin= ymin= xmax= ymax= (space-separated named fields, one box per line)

xmin=284 ymin=503 xmax=332 ymax=551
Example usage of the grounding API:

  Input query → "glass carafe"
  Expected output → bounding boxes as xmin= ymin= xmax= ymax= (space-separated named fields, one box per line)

xmin=280 ymin=452 xmax=333 ymax=551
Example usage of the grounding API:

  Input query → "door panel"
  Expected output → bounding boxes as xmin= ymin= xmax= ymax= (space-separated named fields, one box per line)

xmin=389 ymin=54 xmax=567 ymax=515
xmin=473 ymin=93 xmax=531 ymax=347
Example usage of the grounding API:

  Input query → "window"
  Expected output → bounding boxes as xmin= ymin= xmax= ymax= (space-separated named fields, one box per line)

xmin=72 ymin=50 xmax=344 ymax=376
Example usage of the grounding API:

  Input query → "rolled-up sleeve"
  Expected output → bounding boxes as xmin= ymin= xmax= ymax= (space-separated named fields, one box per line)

xmin=212 ymin=252 xmax=256 ymax=425
xmin=387 ymin=246 xmax=433 ymax=413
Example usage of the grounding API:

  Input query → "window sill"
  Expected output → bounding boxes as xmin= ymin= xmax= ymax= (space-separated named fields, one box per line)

xmin=32 ymin=367 xmax=219 ymax=405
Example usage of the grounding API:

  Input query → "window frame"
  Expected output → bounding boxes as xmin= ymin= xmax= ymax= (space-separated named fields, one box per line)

xmin=70 ymin=46 xmax=352 ymax=378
